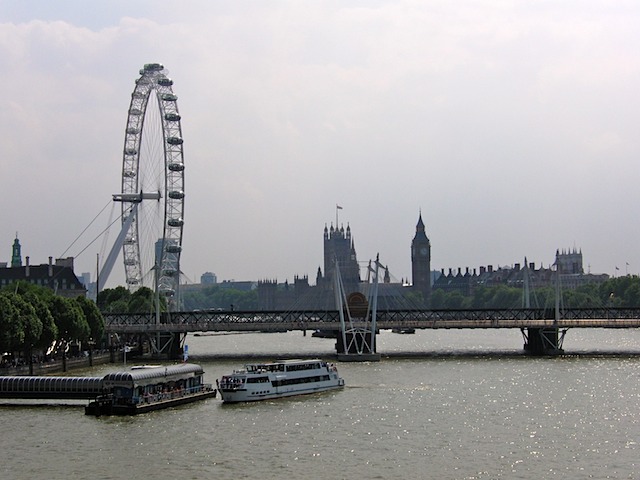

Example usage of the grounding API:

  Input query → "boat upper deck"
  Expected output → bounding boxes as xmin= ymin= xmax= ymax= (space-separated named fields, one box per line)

xmin=102 ymin=363 xmax=205 ymax=389
xmin=240 ymin=359 xmax=329 ymax=374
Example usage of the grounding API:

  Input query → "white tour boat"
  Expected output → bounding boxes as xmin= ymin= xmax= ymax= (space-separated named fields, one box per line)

xmin=217 ymin=358 xmax=345 ymax=403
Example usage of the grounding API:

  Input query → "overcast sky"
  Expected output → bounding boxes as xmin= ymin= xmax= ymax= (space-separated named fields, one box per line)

xmin=2 ymin=1 xmax=640 ymax=288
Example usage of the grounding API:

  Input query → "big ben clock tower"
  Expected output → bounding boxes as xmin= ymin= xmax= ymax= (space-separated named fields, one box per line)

xmin=411 ymin=213 xmax=431 ymax=305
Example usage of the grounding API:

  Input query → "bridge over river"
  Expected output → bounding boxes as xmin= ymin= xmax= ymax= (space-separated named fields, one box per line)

xmin=104 ymin=307 xmax=640 ymax=360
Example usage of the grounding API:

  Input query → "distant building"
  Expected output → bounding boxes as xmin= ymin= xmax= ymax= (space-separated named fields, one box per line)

xmin=433 ymin=248 xmax=609 ymax=296
xmin=219 ymin=280 xmax=256 ymax=291
xmin=201 ymin=272 xmax=217 ymax=284
xmin=78 ymin=272 xmax=91 ymax=288
xmin=258 ymin=276 xmax=313 ymax=310
xmin=11 ymin=235 xmax=22 ymax=268
xmin=256 ymin=218 xmax=412 ymax=310
xmin=556 ymin=248 xmax=583 ymax=274
xmin=190 ymin=215 xmax=610 ymax=311
xmin=179 ymin=272 xmax=218 ymax=295
xmin=181 ymin=278 xmax=255 ymax=294
xmin=320 ymin=223 xmax=361 ymax=293
xmin=180 ymin=272 xmax=252 ymax=293
xmin=411 ymin=213 xmax=431 ymax=304
xmin=0 ymin=236 xmax=86 ymax=298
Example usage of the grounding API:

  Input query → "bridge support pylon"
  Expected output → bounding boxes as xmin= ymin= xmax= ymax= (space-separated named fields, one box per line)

xmin=333 ymin=257 xmax=382 ymax=362
xmin=522 ymin=327 xmax=565 ymax=355
xmin=336 ymin=330 xmax=380 ymax=362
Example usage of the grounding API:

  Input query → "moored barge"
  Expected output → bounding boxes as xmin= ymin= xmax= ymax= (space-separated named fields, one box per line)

xmin=85 ymin=363 xmax=216 ymax=416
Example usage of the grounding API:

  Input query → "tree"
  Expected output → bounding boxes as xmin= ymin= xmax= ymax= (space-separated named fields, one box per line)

xmin=98 ymin=286 xmax=167 ymax=313
xmin=403 ymin=290 xmax=424 ymax=308
xmin=75 ymin=296 xmax=105 ymax=342
xmin=429 ymin=289 xmax=447 ymax=309
xmin=487 ymin=285 xmax=521 ymax=308
xmin=8 ymin=292 xmax=42 ymax=354
xmin=22 ymin=291 xmax=57 ymax=351
xmin=48 ymin=296 xmax=90 ymax=343
xmin=0 ymin=293 xmax=22 ymax=353
xmin=5 ymin=280 xmax=53 ymax=298
xmin=128 ymin=286 xmax=166 ymax=313
xmin=0 ymin=291 xmax=44 ymax=354
xmin=97 ymin=286 xmax=130 ymax=312
xmin=440 ymin=291 xmax=465 ymax=309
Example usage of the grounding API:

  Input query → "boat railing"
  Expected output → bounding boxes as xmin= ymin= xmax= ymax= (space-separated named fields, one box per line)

xmin=134 ymin=384 xmax=214 ymax=405
xmin=218 ymin=378 xmax=245 ymax=390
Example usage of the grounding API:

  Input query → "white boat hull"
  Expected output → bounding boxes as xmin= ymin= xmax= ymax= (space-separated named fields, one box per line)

xmin=218 ymin=359 xmax=345 ymax=403
xmin=220 ymin=379 xmax=344 ymax=403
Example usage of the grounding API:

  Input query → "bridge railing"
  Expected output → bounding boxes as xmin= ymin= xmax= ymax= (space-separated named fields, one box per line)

xmin=103 ymin=310 xmax=343 ymax=328
xmin=100 ymin=307 xmax=640 ymax=336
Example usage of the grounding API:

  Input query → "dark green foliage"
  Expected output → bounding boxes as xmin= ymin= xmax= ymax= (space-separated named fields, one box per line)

xmin=9 ymin=280 xmax=54 ymax=299
xmin=98 ymin=286 xmax=167 ymax=313
xmin=47 ymin=296 xmax=90 ymax=342
xmin=8 ymin=293 xmax=42 ymax=351
xmin=97 ymin=286 xmax=130 ymax=312
xmin=431 ymin=275 xmax=640 ymax=308
xmin=598 ymin=276 xmax=640 ymax=307
xmin=128 ymin=286 xmax=166 ymax=313
xmin=0 ymin=293 xmax=22 ymax=353
xmin=75 ymin=296 xmax=105 ymax=341
xmin=24 ymin=291 xmax=58 ymax=350
xmin=0 ymin=282 xmax=103 ymax=357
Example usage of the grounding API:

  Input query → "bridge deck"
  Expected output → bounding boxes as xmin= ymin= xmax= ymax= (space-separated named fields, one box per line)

xmin=103 ymin=308 xmax=640 ymax=334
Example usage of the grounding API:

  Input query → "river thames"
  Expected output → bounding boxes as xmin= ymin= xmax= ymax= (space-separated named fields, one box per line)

xmin=1 ymin=328 xmax=639 ymax=479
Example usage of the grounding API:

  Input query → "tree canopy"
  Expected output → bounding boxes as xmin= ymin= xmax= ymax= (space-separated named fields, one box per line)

xmin=430 ymin=276 xmax=640 ymax=309
xmin=0 ymin=281 xmax=104 ymax=357
xmin=97 ymin=286 xmax=167 ymax=313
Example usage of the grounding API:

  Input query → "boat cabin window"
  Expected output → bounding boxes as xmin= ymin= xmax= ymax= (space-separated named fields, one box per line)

xmin=284 ymin=362 xmax=320 ymax=372
xmin=246 ymin=376 xmax=270 ymax=383
xmin=246 ymin=364 xmax=285 ymax=373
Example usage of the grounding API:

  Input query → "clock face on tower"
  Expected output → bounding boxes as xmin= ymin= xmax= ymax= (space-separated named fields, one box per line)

xmin=420 ymin=247 xmax=428 ymax=256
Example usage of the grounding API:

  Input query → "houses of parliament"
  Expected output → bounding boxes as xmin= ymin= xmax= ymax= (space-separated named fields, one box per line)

xmin=255 ymin=213 xmax=431 ymax=310
xmin=254 ymin=213 xmax=609 ymax=310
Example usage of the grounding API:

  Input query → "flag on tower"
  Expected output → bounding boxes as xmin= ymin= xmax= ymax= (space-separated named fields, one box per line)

xmin=336 ymin=204 xmax=343 ymax=210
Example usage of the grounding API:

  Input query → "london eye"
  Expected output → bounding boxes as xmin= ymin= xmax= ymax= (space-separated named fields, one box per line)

xmin=110 ymin=63 xmax=185 ymax=309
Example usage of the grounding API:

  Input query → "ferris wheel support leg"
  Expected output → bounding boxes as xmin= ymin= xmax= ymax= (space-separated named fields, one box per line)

xmin=98 ymin=204 xmax=138 ymax=292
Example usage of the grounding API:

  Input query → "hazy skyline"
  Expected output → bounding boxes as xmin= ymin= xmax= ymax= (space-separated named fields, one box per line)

xmin=2 ymin=1 xmax=640 ymax=288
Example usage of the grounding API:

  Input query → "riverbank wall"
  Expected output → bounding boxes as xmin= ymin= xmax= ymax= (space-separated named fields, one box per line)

xmin=0 ymin=353 xmax=116 ymax=376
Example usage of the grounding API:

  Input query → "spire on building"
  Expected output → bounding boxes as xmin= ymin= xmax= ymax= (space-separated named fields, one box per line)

xmin=416 ymin=212 xmax=426 ymax=234
xmin=411 ymin=211 xmax=431 ymax=305
xmin=11 ymin=234 xmax=22 ymax=268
